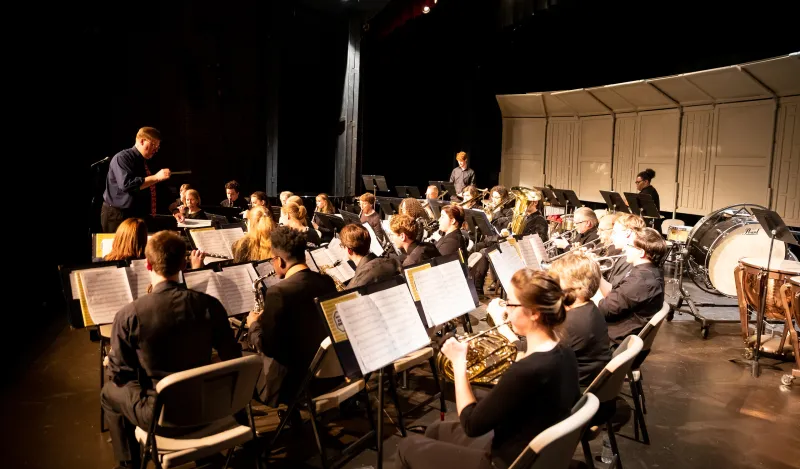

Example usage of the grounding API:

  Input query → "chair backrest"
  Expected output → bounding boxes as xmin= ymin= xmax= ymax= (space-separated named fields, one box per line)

xmin=315 ymin=336 xmax=346 ymax=379
xmin=584 ymin=335 xmax=643 ymax=402
xmin=638 ymin=301 xmax=670 ymax=353
xmin=661 ymin=218 xmax=685 ymax=236
xmin=508 ymin=393 xmax=600 ymax=469
xmin=154 ymin=355 xmax=262 ymax=428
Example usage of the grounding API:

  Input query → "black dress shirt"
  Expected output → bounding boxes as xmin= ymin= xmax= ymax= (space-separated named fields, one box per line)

xmin=603 ymin=244 xmax=632 ymax=288
xmin=599 ymin=262 xmax=664 ymax=342
xmin=360 ymin=211 xmax=387 ymax=243
xmin=349 ymin=253 xmax=402 ymax=288
xmin=220 ymin=197 xmax=250 ymax=210
xmin=639 ymin=185 xmax=660 ymax=211
xmin=435 ymin=229 xmax=467 ymax=257
xmin=104 ymin=146 xmax=147 ymax=211
xmin=490 ymin=207 xmax=515 ymax=233
xmin=185 ymin=210 xmax=208 ymax=220
xmin=521 ymin=211 xmax=549 ymax=243
xmin=558 ymin=302 xmax=612 ymax=387
xmin=401 ymin=241 xmax=441 ymax=267
xmin=575 ymin=226 xmax=599 ymax=247
xmin=459 ymin=343 xmax=579 ymax=467
xmin=107 ymin=281 xmax=242 ymax=388
xmin=248 ymin=269 xmax=337 ymax=402
xmin=449 ymin=167 xmax=476 ymax=194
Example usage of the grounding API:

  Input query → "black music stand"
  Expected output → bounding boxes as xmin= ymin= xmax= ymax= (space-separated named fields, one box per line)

xmin=464 ymin=208 xmax=497 ymax=248
xmin=427 ymin=199 xmax=449 ymax=220
xmin=376 ymin=196 xmax=404 ymax=219
xmin=600 ymin=190 xmax=631 ymax=213
xmin=396 ymin=185 xmax=421 ymax=198
xmin=556 ymin=189 xmax=583 ymax=211
xmin=338 ymin=209 xmax=362 ymax=226
xmin=314 ymin=212 xmax=347 ymax=236
xmin=534 ymin=186 xmax=563 ymax=208
xmin=428 ymin=180 xmax=457 ymax=200
xmin=623 ymin=192 xmax=642 ymax=215
xmin=625 ymin=192 xmax=661 ymax=227
xmin=748 ymin=209 xmax=798 ymax=377
xmin=362 ymin=175 xmax=390 ymax=197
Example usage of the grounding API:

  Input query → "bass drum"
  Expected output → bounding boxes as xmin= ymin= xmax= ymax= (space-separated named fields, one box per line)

xmin=687 ymin=205 xmax=787 ymax=297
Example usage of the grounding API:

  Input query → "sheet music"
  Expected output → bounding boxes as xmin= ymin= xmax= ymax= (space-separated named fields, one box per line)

xmin=70 ymin=266 xmax=116 ymax=299
xmin=190 ymin=230 xmax=232 ymax=261
xmin=126 ymin=259 xmax=151 ymax=299
xmin=525 ymin=234 xmax=548 ymax=265
xmin=305 ymin=250 xmax=319 ymax=272
xmin=413 ymin=260 xmax=476 ymax=326
xmin=518 ymin=236 xmax=542 ymax=270
xmin=381 ymin=220 xmax=402 ymax=255
xmin=362 ymin=223 xmax=385 ymax=257
xmin=335 ymin=284 xmax=429 ymax=374
xmin=184 ymin=270 xmax=225 ymax=306
xmin=255 ymin=262 xmax=282 ymax=288
xmin=219 ymin=228 xmax=246 ymax=255
xmin=489 ymin=243 xmax=526 ymax=293
xmin=80 ymin=268 xmax=134 ymax=325
xmin=100 ymin=238 xmax=114 ymax=258
xmin=178 ymin=219 xmax=213 ymax=228
xmin=217 ymin=264 xmax=258 ymax=315
xmin=327 ymin=238 xmax=351 ymax=265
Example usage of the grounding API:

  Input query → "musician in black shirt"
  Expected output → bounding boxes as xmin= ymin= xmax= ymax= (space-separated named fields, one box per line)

xmin=635 ymin=168 xmax=660 ymax=211
xmin=598 ymin=227 xmax=666 ymax=343
xmin=390 ymin=214 xmax=441 ymax=267
xmin=395 ymin=269 xmax=579 ymax=469
xmin=101 ymin=231 xmax=241 ymax=468
xmin=435 ymin=205 xmax=468 ymax=256
xmin=220 ymin=180 xmax=250 ymax=210
xmin=554 ymin=207 xmax=599 ymax=252
xmin=359 ymin=192 xmax=387 ymax=243
xmin=340 ymin=224 xmax=401 ymax=287
xmin=604 ymin=213 xmax=645 ymax=287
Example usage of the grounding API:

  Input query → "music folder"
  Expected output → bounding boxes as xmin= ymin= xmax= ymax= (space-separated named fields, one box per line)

xmin=396 ymin=185 xmax=421 ymax=198
xmin=315 ymin=276 xmax=429 ymax=379
xmin=188 ymin=226 xmax=246 ymax=264
xmin=600 ymin=190 xmax=631 ymax=213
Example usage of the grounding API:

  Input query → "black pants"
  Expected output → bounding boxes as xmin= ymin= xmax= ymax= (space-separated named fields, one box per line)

xmin=394 ymin=420 xmax=495 ymax=469
xmin=101 ymin=381 xmax=156 ymax=463
xmin=470 ymin=241 xmax=497 ymax=292
xmin=101 ymin=202 xmax=134 ymax=234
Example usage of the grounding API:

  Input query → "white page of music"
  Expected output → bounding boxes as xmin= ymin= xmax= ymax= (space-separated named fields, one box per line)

xmin=219 ymin=228 xmax=246 ymax=256
xmin=100 ymin=238 xmax=114 ymax=257
xmin=489 ymin=244 xmax=526 ymax=293
xmin=526 ymin=235 xmax=548 ymax=265
xmin=305 ymin=250 xmax=319 ymax=272
xmin=381 ymin=220 xmax=402 ymax=255
xmin=217 ymin=264 xmax=258 ymax=316
xmin=80 ymin=268 xmax=134 ymax=325
xmin=327 ymin=238 xmax=351 ymax=265
xmin=178 ymin=219 xmax=213 ymax=228
xmin=518 ymin=237 xmax=542 ymax=270
xmin=71 ymin=266 xmax=118 ymax=299
xmin=413 ymin=260 xmax=476 ymax=326
xmin=126 ymin=259 xmax=151 ymax=299
xmin=362 ymin=223 xmax=385 ymax=257
xmin=255 ymin=262 xmax=282 ymax=288
xmin=190 ymin=230 xmax=229 ymax=259
xmin=336 ymin=285 xmax=428 ymax=374
xmin=184 ymin=270 xmax=225 ymax=306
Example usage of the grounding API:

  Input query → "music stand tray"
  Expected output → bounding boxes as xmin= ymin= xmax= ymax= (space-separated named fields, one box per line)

xmin=362 ymin=175 xmax=390 ymax=193
xmin=623 ymin=192 xmax=643 ymax=216
xmin=429 ymin=181 xmax=457 ymax=199
xmin=396 ymin=185 xmax=421 ymax=198
xmin=600 ymin=190 xmax=631 ymax=213
xmin=534 ymin=187 xmax=562 ymax=207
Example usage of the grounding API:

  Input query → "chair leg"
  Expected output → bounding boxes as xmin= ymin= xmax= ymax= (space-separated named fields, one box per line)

xmin=222 ymin=447 xmax=234 ymax=469
xmin=629 ymin=379 xmax=650 ymax=445
xmin=100 ymin=338 xmax=107 ymax=433
xmin=386 ymin=367 xmax=407 ymax=437
xmin=607 ymin=420 xmax=623 ymax=469
xmin=581 ymin=435 xmax=595 ymax=469
xmin=428 ymin=357 xmax=446 ymax=419
xmin=638 ymin=378 xmax=647 ymax=415
xmin=305 ymin=395 xmax=329 ymax=469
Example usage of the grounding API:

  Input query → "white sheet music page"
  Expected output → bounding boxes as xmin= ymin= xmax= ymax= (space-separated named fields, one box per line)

xmin=370 ymin=284 xmax=430 ymax=364
xmin=489 ymin=243 xmax=526 ymax=293
xmin=184 ymin=270 xmax=225 ymax=305
xmin=219 ymin=228 xmax=246 ymax=257
xmin=305 ymin=250 xmax=319 ymax=272
xmin=526 ymin=235 xmax=548 ymax=265
xmin=190 ymin=230 xmax=229 ymax=260
xmin=178 ymin=219 xmax=213 ymax=228
xmin=69 ymin=267 xmax=115 ymax=299
xmin=413 ymin=260 xmax=476 ymax=326
xmin=518 ymin=236 xmax=542 ymax=270
xmin=362 ymin=223 xmax=385 ymax=257
xmin=100 ymin=238 xmax=114 ymax=257
xmin=80 ymin=268 xmax=134 ymax=325
xmin=255 ymin=262 xmax=282 ymax=288
xmin=126 ymin=259 xmax=151 ymax=299
xmin=327 ymin=238 xmax=351 ymax=265
xmin=217 ymin=264 xmax=259 ymax=315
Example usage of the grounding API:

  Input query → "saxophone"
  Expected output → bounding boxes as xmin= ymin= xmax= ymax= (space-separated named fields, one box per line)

xmin=252 ymin=271 xmax=277 ymax=314
xmin=318 ymin=260 xmax=347 ymax=291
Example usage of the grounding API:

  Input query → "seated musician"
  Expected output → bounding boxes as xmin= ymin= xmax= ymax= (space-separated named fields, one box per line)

xmin=231 ymin=206 xmax=275 ymax=263
xmin=174 ymin=189 xmax=207 ymax=221
xmin=359 ymin=192 xmax=388 ymax=243
xmin=312 ymin=193 xmax=336 ymax=243
xmin=220 ymin=180 xmax=249 ymax=210
xmin=601 ymin=213 xmax=645 ymax=286
xmin=595 ymin=212 xmax=621 ymax=257
xmin=101 ymin=231 xmax=242 ymax=469
xmin=279 ymin=191 xmax=294 ymax=206
xmin=246 ymin=226 xmax=338 ymax=404
xmin=340 ymin=224 xmax=401 ymax=287
xmin=280 ymin=202 xmax=321 ymax=246
xmin=460 ymin=185 xmax=480 ymax=210
xmin=436 ymin=204 xmax=468 ymax=256
xmin=399 ymin=197 xmax=431 ymax=243
xmin=487 ymin=185 xmax=514 ymax=232
xmin=548 ymin=252 xmax=612 ymax=387
xmin=396 ymin=269 xmax=579 ymax=469
xmin=389 ymin=214 xmax=441 ymax=267
xmin=250 ymin=191 xmax=271 ymax=210
xmin=425 ymin=185 xmax=440 ymax=200
xmin=553 ymin=207 xmax=598 ymax=251
xmin=597 ymin=227 xmax=666 ymax=343
xmin=103 ymin=218 xmax=148 ymax=262
xmin=168 ymin=183 xmax=192 ymax=215
xmin=519 ymin=189 xmax=548 ymax=242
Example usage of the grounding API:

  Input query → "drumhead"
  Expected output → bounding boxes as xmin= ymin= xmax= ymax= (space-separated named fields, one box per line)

xmin=739 ymin=257 xmax=800 ymax=275
xmin=708 ymin=227 xmax=786 ymax=296
xmin=791 ymin=276 xmax=800 ymax=287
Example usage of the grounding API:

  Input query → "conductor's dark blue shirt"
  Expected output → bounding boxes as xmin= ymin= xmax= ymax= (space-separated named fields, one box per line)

xmin=104 ymin=147 xmax=146 ymax=209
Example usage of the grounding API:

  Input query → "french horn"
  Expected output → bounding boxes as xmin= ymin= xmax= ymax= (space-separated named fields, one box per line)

xmin=435 ymin=321 xmax=517 ymax=386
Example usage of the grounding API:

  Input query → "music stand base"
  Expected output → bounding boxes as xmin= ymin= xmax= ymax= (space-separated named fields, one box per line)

xmin=669 ymin=285 xmax=740 ymax=339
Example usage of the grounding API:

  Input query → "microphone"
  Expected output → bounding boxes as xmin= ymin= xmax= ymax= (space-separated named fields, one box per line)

xmin=90 ymin=156 xmax=111 ymax=167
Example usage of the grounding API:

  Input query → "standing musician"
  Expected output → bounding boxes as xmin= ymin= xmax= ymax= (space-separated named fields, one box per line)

xmin=101 ymin=231 xmax=241 ymax=469
xmin=246 ymin=227 xmax=338 ymax=404
xmin=339 ymin=224 xmax=401 ymax=288
xmin=389 ymin=214 xmax=441 ymax=267
xmin=635 ymin=168 xmax=660 ymax=211
xmin=596 ymin=227 xmax=666 ymax=344
xmin=231 ymin=206 xmax=275 ymax=263
xmin=449 ymin=151 xmax=476 ymax=195
xmin=102 ymin=127 xmax=171 ymax=233
xmin=395 ymin=269 xmax=579 ymax=469
xmin=359 ymin=193 xmax=388 ymax=243
xmin=435 ymin=205 xmax=468 ymax=256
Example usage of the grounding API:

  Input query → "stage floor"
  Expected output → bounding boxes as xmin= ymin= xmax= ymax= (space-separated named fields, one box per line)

xmin=3 ymin=288 xmax=798 ymax=469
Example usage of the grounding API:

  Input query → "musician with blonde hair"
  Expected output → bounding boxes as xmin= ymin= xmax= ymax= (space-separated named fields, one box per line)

xmin=231 ymin=206 xmax=275 ymax=263
xmin=603 ymin=213 xmax=646 ymax=286
xmin=280 ymin=202 xmax=321 ymax=246
xmin=395 ymin=270 xmax=579 ymax=469
xmin=279 ymin=191 xmax=294 ymax=206
xmin=174 ymin=189 xmax=207 ymax=221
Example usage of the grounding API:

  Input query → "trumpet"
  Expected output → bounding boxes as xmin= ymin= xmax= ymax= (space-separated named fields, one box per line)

xmin=543 ymin=229 xmax=577 ymax=247
xmin=594 ymin=253 xmax=627 ymax=272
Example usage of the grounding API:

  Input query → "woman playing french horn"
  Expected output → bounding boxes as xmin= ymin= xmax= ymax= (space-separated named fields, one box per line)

xmin=395 ymin=269 xmax=579 ymax=469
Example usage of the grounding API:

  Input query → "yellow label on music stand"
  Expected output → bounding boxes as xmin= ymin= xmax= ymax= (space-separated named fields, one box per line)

xmin=404 ymin=263 xmax=432 ymax=301
xmin=319 ymin=292 xmax=360 ymax=343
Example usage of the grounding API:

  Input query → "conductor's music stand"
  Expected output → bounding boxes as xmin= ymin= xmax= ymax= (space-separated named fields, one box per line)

xmin=748 ymin=208 xmax=798 ymax=378
xmin=428 ymin=181 xmax=457 ymax=200
xmin=396 ymin=185 xmax=421 ymax=199
xmin=600 ymin=190 xmax=631 ymax=214
xmin=362 ymin=175 xmax=390 ymax=197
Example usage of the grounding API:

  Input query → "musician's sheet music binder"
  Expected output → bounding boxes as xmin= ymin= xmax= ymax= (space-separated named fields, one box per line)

xmin=396 ymin=185 xmax=421 ymax=198
xmin=253 ymin=259 xmax=283 ymax=288
xmin=515 ymin=234 xmax=544 ymax=270
xmin=308 ymin=239 xmax=356 ymax=284
xmin=183 ymin=262 xmax=259 ymax=316
xmin=402 ymin=252 xmax=478 ymax=327
xmin=600 ymin=190 xmax=631 ymax=213
xmin=188 ymin=227 xmax=246 ymax=263
xmin=487 ymin=241 xmax=526 ymax=293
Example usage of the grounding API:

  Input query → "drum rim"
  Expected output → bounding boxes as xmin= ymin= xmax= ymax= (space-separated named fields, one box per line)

xmin=739 ymin=257 xmax=800 ymax=274
xmin=791 ymin=276 xmax=800 ymax=286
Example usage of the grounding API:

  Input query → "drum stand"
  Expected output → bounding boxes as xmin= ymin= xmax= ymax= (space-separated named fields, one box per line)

xmin=751 ymin=229 xmax=777 ymax=378
xmin=669 ymin=245 xmax=740 ymax=339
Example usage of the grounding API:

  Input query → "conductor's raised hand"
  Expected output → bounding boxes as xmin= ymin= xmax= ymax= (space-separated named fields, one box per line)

xmin=156 ymin=168 xmax=171 ymax=181
xmin=441 ymin=337 xmax=469 ymax=369
xmin=189 ymin=249 xmax=206 ymax=269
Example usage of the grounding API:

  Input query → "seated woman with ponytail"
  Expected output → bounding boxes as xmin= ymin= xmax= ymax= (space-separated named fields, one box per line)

xmin=280 ymin=202 xmax=321 ymax=246
xmin=395 ymin=269 xmax=580 ymax=469
xmin=548 ymin=251 xmax=612 ymax=388
xmin=231 ymin=206 xmax=275 ymax=263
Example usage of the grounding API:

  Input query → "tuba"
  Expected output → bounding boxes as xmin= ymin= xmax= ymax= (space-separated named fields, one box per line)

xmin=508 ymin=186 xmax=542 ymax=235
xmin=435 ymin=322 xmax=518 ymax=385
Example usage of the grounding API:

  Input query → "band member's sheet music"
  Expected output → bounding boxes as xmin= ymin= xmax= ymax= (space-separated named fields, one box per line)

xmin=184 ymin=263 xmax=258 ymax=316
xmin=126 ymin=259 xmax=151 ymax=299
xmin=189 ymin=227 xmax=246 ymax=262
xmin=524 ymin=234 xmax=548 ymax=265
xmin=362 ymin=223 xmax=386 ymax=257
xmin=518 ymin=236 xmax=543 ymax=270
xmin=488 ymin=242 xmax=526 ymax=293
xmin=80 ymin=268 xmax=134 ymax=326
xmin=254 ymin=261 xmax=282 ymax=288
xmin=305 ymin=250 xmax=319 ymax=272
xmin=412 ymin=260 xmax=476 ymax=326
xmin=335 ymin=284 xmax=430 ymax=375
xmin=309 ymin=247 xmax=355 ymax=284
